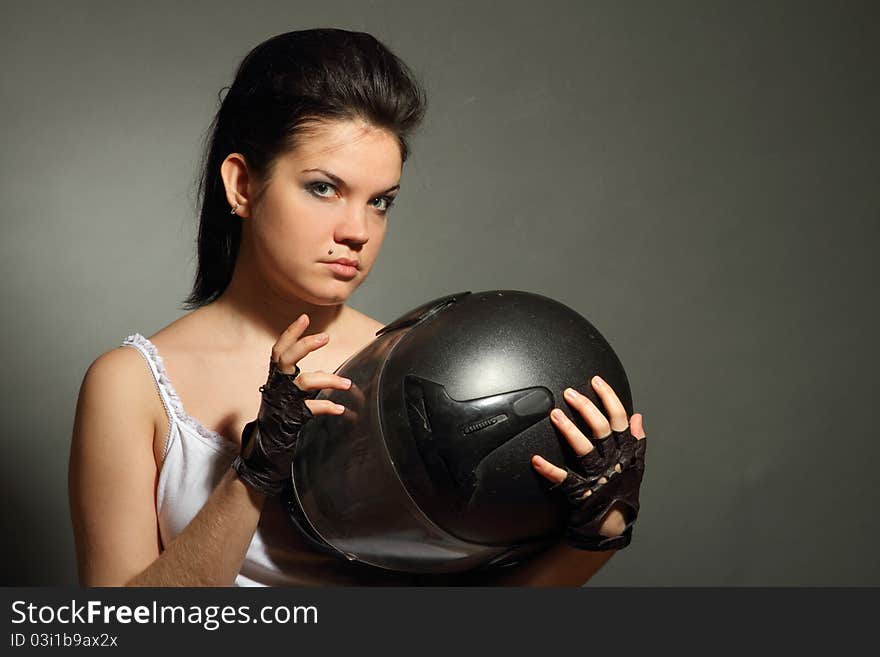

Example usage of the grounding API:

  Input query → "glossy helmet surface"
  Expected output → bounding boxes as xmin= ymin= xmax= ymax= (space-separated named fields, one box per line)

xmin=285 ymin=290 xmax=633 ymax=573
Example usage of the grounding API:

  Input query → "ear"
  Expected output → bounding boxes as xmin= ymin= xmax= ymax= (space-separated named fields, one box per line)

xmin=220 ymin=153 xmax=253 ymax=219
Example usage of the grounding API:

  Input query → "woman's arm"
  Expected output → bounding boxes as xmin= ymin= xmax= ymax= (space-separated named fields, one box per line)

xmin=434 ymin=504 xmax=626 ymax=587
xmin=476 ymin=506 xmax=627 ymax=587
xmin=125 ymin=469 xmax=264 ymax=586
xmin=69 ymin=347 xmax=265 ymax=586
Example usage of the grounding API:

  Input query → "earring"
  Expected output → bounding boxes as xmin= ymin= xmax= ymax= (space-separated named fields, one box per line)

xmin=230 ymin=203 xmax=240 ymax=215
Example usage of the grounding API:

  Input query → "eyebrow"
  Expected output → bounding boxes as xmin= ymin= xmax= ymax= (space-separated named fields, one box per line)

xmin=301 ymin=168 xmax=400 ymax=194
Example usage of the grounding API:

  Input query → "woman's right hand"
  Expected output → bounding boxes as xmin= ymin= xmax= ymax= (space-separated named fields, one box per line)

xmin=231 ymin=313 xmax=353 ymax=496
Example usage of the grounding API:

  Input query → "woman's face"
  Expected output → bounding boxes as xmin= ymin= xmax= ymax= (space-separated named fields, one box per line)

xmin=245 ymin=118 xmax=403 ymax=306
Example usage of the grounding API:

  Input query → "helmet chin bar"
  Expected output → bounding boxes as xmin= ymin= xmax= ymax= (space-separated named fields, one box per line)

xmin=404 ymin=375 xmax=553 ymax=506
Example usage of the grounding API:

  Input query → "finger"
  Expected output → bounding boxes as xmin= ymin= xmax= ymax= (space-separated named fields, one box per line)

xmin=591 ymin=375 xmax=629 ymax=432
xmin=295 ymin=371 xmax=353 ymax=393
xmin=630 ymin=413 xmax=646 ymax=440
xmin=272 ymin=313 xmax=310 ymax=361
xmin=530 ymin=454 xmax=568 ymax=484
xmin=275 ymin=330 xmax=331 ymax=375
xmin=563 ymin=388 xmax=612 ymax=439
xmin=304 ymin=399 xmax=346 ymax=416
xmin=332 ymin=373 xmax=366 ymax=410
xmin=550 ymin=408 xmax=595 ymax=458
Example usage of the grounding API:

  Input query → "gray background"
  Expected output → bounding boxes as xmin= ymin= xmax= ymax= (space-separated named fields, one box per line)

xmin=1 ymin=0 xmax=877 ymax=586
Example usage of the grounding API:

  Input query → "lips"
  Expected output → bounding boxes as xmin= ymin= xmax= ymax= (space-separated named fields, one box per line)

xmin=323 ymin=261 xmax=359 ymax=279
xmin=325 ymin=258 xmax=359 ymax=268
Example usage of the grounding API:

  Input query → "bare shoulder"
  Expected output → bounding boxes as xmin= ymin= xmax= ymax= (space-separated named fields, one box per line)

xmin=75 ymin=344 xmax=163 ymax=446
xmin=71 ymin=345 xmax=164 ymax=585
xmin=345 ymin=306 xmax=386 ymax=338
xmin=80 ymin=344 xmax=158 ymax=409
xmin=144 ymin=307 xmax=209 ymax=350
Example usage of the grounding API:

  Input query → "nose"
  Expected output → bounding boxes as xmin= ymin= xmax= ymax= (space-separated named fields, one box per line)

xmin=333 ymin=203 xmax=370 ymax=247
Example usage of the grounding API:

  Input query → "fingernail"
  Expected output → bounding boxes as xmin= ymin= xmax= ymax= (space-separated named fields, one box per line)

xmin=551 ymin=409 xmax=565 ymax=421
xmin=593 ymin=375 xmax=605 ymax=386
xmin=564 ymin=387 xmax=579 ymax=398
xmin=315 ymin=333 xmax=328 ymax=342
xmin=341 ymin=378 xmax=352 ymax=388
xmin=334 ymin=404 xmax=345 ymax=412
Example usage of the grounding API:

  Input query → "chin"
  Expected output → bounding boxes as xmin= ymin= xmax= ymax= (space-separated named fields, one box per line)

xmin=283 ymin=269 xmax=366 ymax=306
xmin=302 ymin=284 xmax=355 ymax=306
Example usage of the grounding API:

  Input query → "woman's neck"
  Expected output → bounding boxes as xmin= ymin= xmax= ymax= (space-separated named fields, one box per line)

xmin=204 ymin=260 xmax=346 ymax=351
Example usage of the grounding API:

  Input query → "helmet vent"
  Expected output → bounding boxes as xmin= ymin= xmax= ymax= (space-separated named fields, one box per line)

xmin=462 ymin=414 xmax=507 ymax=435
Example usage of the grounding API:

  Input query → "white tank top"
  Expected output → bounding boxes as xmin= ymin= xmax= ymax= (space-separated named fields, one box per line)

xmin=120 ymin=333 xmax=416 ymax=586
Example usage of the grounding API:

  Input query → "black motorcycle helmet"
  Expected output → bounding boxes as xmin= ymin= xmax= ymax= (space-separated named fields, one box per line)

xmin=283 ymin=290 xmax=633 ymax=574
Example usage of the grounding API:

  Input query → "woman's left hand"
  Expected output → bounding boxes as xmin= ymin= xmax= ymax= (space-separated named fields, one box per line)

xmin=531 ymin=375 xmax=647 ymax=551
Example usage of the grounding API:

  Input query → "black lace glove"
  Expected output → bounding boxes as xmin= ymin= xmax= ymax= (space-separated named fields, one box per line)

xmin=550 ymin=426 xmax=647 ymax=550
xmin=231 ymin=361 xmax=318 ymax=496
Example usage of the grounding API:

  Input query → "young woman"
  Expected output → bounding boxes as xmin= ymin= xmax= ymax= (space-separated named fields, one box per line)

xmin=68 ymin=28 xmax=647 ymax=587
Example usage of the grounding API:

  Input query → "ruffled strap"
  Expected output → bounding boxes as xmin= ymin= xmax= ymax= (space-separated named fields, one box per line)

xmin=121 ymin=333 xmax=238 ymax=453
